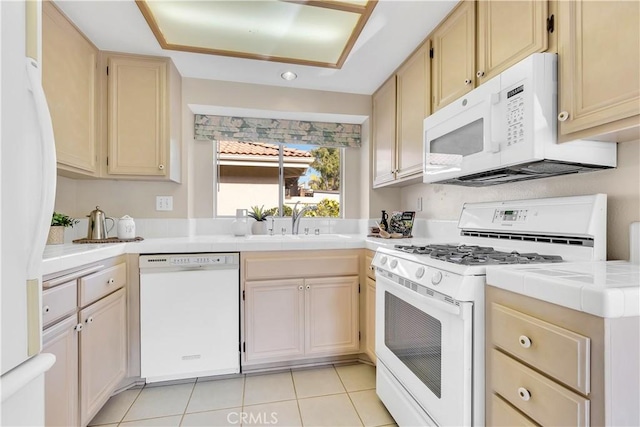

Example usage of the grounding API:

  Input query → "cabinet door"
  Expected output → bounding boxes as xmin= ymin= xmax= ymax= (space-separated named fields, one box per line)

xmin=372 ymin=76 xmax=397 ymax=187
xmin=43 ymin=316 xmax=79 ymax=427
xmin=477 ymin=0 xmax=548 ymax=82
xmin=107 ymin=55 xmax=168 ymax=176
xmin=305 ymin=276 xmax=359 ymax=356
xmin=558 ymin=0 xmax=640 ymax=137
xmin=79 ymin=288 xmax=127 ymax=426
xmin=244 ymin=279 xmax=305 ymax=363
xmin=396 ymin=43 xmax=430 ymax=180
xmin=431 ymin=0 xmax=476 ymax=112
xmin=42 ymin=1 xmax=98 ymax=176
xmin=365 ymin=277 xmax=376 ymax=364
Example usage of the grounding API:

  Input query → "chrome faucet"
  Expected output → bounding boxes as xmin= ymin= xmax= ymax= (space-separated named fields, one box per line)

xmin=291 ymin=201 xmax=316 ymax=235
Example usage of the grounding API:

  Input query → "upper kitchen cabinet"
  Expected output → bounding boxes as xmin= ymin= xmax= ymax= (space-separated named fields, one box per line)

xmin=476 ymin=0 xmax=549 ymax=83
xmin=373 ymin=42 xmax=430 ymax=188
xmin=431 ymin=0 xmax=475 ymax=112
xmin=432 ymin=0 xmax=550 ymax=112
xmin=43 ymin=1 xmax=99 ymax=177
xmin=557 ymin=0 xmax=640 ymax=143
xmin=372 ymin=76 xmax=397 ymax=187
xmin=104 ymin=53 xmax=181 ymax=181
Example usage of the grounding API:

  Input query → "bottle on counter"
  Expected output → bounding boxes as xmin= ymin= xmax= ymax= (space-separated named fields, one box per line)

xmin=380 ymin=210 xmax=389 ymax=232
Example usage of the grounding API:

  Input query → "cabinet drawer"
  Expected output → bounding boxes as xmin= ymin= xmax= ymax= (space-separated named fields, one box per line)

xmin=491 ymin=349 xmax=589 ymax=427
xmin=366 ymin=253 xmax=375 ymax=280
xmin=42 ymin=280 xmax=77 ymax=328
xmin=245 ymin=254 xmax=359 ymax=281
xmin=490 ymin=393 xmax=539 ymax=427
xmin=491 ymin=303 xmax=590 ymax=394
xmin=79 ymin=263 xmax=126 ymax=307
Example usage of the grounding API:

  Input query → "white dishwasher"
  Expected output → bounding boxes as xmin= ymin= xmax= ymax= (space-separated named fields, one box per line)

xmin=139 ymin=253 xmax=240 ymax=383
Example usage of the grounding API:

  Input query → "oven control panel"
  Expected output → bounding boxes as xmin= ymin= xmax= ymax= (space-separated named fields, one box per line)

xmin=493 ymin=209 xmax=528 ymax=222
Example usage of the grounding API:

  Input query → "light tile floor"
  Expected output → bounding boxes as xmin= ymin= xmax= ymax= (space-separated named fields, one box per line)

xmin=89 ymin=363 xmax=396 ymax=427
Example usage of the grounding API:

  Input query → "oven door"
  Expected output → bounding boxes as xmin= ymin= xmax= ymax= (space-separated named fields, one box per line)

xmin=375 ymin=273 xmax=473 ymax=427
xmin=423 ymin=76 xmax=503 ymax=183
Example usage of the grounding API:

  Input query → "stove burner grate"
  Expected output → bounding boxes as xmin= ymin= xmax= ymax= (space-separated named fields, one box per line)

xmin=394 ymin=244 xmax=563 ymax=265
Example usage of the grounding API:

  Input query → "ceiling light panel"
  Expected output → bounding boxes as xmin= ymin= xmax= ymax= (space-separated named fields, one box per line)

xmin=137 ymin=0 xmax=376 ymax=68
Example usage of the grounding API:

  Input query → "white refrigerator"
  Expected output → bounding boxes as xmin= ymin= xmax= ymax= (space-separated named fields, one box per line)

xmin=1 ymin=0 xmax=58 ymax=425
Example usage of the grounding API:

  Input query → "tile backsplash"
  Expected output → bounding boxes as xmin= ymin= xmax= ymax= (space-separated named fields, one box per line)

xmin=62 ymin=217 xmax=458 ymax=243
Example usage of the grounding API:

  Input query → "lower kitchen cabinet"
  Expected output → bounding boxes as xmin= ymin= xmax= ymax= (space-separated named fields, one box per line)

xmin=486 ymin=285 xmax=639 ymax=427
xmin=242 ymin=250 xmax=361 ymax=368
xmin=43 ymin=316 xmax=80 ymax=427
xmin=244 ymin=276 xmax=359 ymax=364
xmin=364 ymin=249 xmax=377 ymax=364
xmin=79 ymin=288 xmax=127 ymax=426
xmin=244 ymin=279 xmax=305 ymax=362
xmin=42 ymin=257 xmax=127 ymax=427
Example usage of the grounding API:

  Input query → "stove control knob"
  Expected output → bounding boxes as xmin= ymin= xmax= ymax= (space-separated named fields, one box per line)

xmin=390 ymin=259 xmax=398 ymax=269
xmin=431 ymin=271 xmax=443 ymax=285
xmin=415 ymin=267 xmax=425 ymax=279
xmin=380 ymin=256 xmax=388 ymax=265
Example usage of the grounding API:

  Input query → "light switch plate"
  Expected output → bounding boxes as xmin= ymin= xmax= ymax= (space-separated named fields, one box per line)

xmin=156 ymin=196 xmax=173 ymax=211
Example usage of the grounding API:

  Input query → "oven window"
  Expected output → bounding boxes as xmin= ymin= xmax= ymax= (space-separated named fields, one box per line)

xmin=430 ymin=118 xmax=484 ymax=157
xmin=384 ymin=292 xmax=442 ymax=398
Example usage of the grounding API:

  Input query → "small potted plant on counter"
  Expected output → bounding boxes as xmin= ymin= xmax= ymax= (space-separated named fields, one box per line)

xmin=248 ymin=205 xmax=268 ymax=235
xmin=48 ymin=212 xmax=79 ymax=245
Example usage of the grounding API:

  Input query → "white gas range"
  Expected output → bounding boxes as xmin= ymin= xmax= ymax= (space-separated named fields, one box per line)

xmin=372 ymin=194 xmax=607 ymax=427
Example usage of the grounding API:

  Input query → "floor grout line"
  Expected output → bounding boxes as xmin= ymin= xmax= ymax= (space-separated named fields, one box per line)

xmin=178 ymin=381 xmax=197 ymax=427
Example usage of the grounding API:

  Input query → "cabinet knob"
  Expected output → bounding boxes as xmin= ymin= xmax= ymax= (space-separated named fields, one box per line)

xmin=158 ymin=164 xmax=165 ymax=170
xmin=518 ymin=387 xmax=531 ymax=401
xmin=85 ymin=316 xmax=94 ymax=324
xmin=43 ymin=305 xmax=50 ymax=314
xmin=299 ymin=285 xmax=303 ymax=290
xmin=519 ymin=335 xmax=532 ymax=348
xmin=558 ymin=111 xmax=570 ymax=122
xmin=476 ymin=71 xmax=485 ymax=78
xmin=464 ymin=79 xmax=472 ymax=85
xmin=306 ymin=285 xmax=311 ymax=290
xmin=74 ymin=323 xmax=83 ymax=332
xmin=107 ymin=278 xmax=115 ymax=285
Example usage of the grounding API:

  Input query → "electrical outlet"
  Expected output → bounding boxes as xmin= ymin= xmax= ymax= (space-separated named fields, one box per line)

xmin=417 ymin=197 xmax=423 ymax=212
xmin=156 ymin=196 xmax=173 ymax=211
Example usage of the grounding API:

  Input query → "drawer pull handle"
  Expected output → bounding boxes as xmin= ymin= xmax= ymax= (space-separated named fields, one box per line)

xmin=43 ymin=305 xmax=50 ymax=314
xmin=518 ymin=387 xmax=531 ymax=401
xmin=74 ymin=323 xmax=83 ymax=332
xmin=107 ymin=278 xmax=115 ymax=285
xmin=85 ymin=316 xmax=94 ymax=324
xmin=519 ymin=335 xmax=532 ymax=348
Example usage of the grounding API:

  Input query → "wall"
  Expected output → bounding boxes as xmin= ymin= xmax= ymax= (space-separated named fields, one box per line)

xmin=55 ymin=77 xmax=372 ymax=220
xmin=400 ymin=141 xmax=640 ymax=261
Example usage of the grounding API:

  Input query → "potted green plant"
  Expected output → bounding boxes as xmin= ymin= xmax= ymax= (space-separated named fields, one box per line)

xmin=48 ymin=212 xmax=79 ymax=245
xmin=248 ymin=205 xmax=268 ymax=235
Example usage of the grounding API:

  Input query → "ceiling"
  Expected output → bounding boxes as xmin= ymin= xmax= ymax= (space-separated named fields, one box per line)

xmin=53 ymin=0 xmax=458 ymax=95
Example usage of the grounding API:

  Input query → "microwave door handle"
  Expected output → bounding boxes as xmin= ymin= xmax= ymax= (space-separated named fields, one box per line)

xmin=487 ymin=91 xmax=502 ymax=153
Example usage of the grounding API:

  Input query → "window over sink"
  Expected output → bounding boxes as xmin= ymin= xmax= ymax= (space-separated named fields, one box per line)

xmin=214 ymin=141 xmax=342 ymax=218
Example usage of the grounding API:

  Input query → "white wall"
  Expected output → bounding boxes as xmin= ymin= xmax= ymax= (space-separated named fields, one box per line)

xmin=400 ymin=141 xmax=640 ymax=261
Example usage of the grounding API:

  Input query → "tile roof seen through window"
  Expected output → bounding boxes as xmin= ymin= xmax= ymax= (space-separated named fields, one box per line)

xmin=219 ymin=141 xmax=312 ymax=158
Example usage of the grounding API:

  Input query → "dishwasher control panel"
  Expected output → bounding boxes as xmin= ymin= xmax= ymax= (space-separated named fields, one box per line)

xmin=139 ymin=253 xmax=239 ymax=269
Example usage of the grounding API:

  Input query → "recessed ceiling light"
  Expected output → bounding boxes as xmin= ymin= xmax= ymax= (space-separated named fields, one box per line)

xmin=281 ymin=71 xmax=298 ymax=81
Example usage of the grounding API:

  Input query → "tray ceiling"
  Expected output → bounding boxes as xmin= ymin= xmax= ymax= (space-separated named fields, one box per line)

xmin=136 ymin=0 xmax=377 ymax=68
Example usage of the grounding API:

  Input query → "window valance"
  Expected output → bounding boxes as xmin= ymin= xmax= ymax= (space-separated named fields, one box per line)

xmin=194 ymin=114 xmax=361 ymax=148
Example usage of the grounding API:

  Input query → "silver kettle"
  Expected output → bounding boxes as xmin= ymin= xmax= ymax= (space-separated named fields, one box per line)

xmin=87 ymin=206 xmax=115 ymax=240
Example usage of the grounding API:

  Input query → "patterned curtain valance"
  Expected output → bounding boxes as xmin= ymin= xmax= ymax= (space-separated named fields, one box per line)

xmin=194 ymin=114 xmax=361 ymax=148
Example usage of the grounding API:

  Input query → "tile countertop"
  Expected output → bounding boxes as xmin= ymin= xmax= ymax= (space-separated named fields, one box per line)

xmin=41 ymin=234 xmax=437 ymax=276
xmin=487 ymin=261 xmax=640 ymax=318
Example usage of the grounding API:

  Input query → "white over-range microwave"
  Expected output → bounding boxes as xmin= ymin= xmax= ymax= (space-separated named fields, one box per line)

xmin=423 ymin=53 xmax=617 ymax=186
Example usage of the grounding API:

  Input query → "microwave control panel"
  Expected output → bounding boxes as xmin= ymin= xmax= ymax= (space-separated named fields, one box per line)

xmin=493 ymin=209 xmax=528 ymax=222
xmin=506 ymin=84 xmax=525 ymax=146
